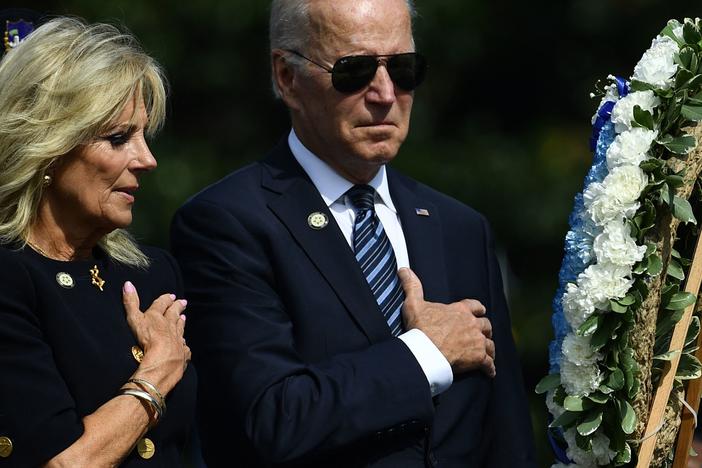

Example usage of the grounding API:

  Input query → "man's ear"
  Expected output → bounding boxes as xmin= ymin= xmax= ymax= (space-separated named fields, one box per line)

xmin=272 ymin=49 xmax=303 ymax=111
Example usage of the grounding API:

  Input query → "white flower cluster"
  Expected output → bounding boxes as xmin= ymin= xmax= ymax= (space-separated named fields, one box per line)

xmin=552 ymin=23 xmax=684 ymax=466
xmin=563 ymin=429 xmax=617 ymax=466
xmin=632 ymin=36 xmax=679 ymax=90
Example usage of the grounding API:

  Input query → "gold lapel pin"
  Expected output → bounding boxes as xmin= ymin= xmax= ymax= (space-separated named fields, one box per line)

xmin=307 ymin=212 xmax=329 ymax=230
xmin=90 ymin=265 xmax=105 ymax=291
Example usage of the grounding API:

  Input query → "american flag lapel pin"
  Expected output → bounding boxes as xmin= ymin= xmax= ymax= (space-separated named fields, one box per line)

xmin=415 ymin=208 xmax=430 ymax=217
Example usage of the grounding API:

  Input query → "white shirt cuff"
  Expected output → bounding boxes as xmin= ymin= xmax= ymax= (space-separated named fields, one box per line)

xmin=398 ymin=328 xmax=453 ymax=397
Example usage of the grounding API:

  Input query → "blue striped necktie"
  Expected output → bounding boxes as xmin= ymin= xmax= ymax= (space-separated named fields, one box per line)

xmin=347 ymin=185 xmax=404 ymax=336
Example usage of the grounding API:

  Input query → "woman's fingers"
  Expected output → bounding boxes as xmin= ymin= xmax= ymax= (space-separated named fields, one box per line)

xmin=176 ymin=313 xmax=186 ymax=336
xmin=164 ymin=299 xmax=187 ymax=322
xmin=146 ymin=293 xmax=177 ymax=315
xmin=122 ymin=281 xmax=141 ymax=325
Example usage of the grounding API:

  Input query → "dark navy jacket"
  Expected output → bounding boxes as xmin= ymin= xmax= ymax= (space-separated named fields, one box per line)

xmin=171 ymin=140 xmax=535 ymax=467
xmin=0 ymin=244 xmax=196 ymax=467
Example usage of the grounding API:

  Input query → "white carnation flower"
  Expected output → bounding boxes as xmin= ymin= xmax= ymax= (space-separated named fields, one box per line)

xmin=562 ymin=333 xmax=601 ymax=366
xmin=606 ymin=127 xmax=657 ymax=169
xmin=578 ymin=262 xmax=633 ymax=309
xmin=591 ymin=433 xmax=618 ymax=465
xmin=563 ymin=429 xmax=598 ymax=467
xmin=632 ymin=35 xmax=679 ymax=90
xmin=610 ymin=90 xmax=661 ymax=133
xmin=560 ymin=359 xmax=603 ymax=397
xmin=562 ymin=283 xmax=595 ymax=329
xmin=584 ymin=166 xmax=648 ymax=225
xmin=561 ymin=429 xmax=617 ymax=466
xmin=592 ymin=219 xmax=647 ymax=267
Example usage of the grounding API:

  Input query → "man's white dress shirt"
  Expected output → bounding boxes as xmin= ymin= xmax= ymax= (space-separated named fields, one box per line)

xmin=288 ymin=130 xmax=452 ymax=396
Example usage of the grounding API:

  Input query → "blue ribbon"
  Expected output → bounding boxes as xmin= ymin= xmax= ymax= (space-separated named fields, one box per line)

xmin=589 ymin=77 xmax=629 ymax=150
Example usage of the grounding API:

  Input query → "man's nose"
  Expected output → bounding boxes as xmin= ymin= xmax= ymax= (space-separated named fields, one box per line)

xmin=365 ymin=63 xmax=396 ymax=105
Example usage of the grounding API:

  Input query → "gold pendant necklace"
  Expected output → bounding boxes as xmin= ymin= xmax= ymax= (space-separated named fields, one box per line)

xmin=27 ymin=241 xmax=106 ymax=292
xmin=26 ymin=240 xmax=51 ymax=258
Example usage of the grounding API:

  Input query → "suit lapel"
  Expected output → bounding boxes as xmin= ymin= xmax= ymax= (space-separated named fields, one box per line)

xmin=388 ymin=169 xmax=450 ymax=303
xmin=261 ymin=143 xmax=391 ymax=343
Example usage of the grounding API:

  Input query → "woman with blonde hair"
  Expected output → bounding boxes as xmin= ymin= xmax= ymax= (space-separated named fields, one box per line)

xmin=0 ymin=17 xmax=195 ymax=467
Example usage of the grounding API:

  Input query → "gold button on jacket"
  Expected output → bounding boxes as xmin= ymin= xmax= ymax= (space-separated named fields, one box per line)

xmin=137 ymin=437 xmax=155 ymax=459
xmin=0 ymin=436 xmax=13 ymax=458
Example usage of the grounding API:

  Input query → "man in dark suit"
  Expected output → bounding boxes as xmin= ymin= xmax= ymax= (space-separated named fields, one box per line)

xmin=171 ymin=0 xmax=535 ymax=466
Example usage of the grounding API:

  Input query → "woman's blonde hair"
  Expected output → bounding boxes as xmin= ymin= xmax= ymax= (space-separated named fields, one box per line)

xmin=0 ymin=17 xmax=168 ymax=268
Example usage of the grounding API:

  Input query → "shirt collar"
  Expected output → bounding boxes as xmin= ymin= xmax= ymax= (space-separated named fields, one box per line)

xmin=288 ymin=129 xmax=397 ymax=213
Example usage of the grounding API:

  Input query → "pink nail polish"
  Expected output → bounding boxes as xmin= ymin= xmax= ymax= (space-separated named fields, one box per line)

xmin=169 ymin=294 xmax=176 ymax=300
xmin=180 ymin=314 xmax=187 ymax=321
xmin=180 ymin=299 xmax=188 ymax=307
xmin=123 ymin=281 xmax=135 ymax=293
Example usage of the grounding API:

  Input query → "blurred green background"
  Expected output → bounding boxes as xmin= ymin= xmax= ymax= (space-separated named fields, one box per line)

xmin=11 ymin=0 xmax=702 ymax=465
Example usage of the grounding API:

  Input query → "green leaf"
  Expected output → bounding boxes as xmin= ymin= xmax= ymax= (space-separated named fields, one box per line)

xmin=647 ymin=253 xmax=663 ymax=276
xmin=667 ymin=259 xmax=686 ymax=281
xmin=640 ymin=158 xmax=664 ymax=172
xmin=657 ymin=308 xmax=685 ymax=338
xmin=658 ymin=134 xmax=697 ymax=155
xmin=618 ymin=294 xmax=636 ymax=306
xmin=619 ymin=400 xmax=636 ymax=434
xmin=667 ymin=174 xmax=686 ymax=188
xmin=676 ymin=69 xmax=695 ymax=90
xmin=682 ymin=104 xmax=702 ymax=121
xmin=587 ymin=392 xmax=609 ymax=404
xmin=550 ymin=410 xmax=579 ymax=429
xmin=673 ymin=196 xmax=697 ymax=225
xmin=553 ymin=386 xmax=567 ymax=405
xmin=591 ymin=315 xmax=621 ymax=350
xmin=660 ymin=183 xmax=674 ymax=207
xmin=684 ymin=21 xmax=702 ymax=44
xmin=610 ymin=299 xmax=628 ymax=314
xmin=661 ymin=283 xmax=680 ymax=305
xmin=577 ymin=313 xmax=601 ymax=337
xmin=665 ymin=291 xmax=698 ymax=311
xmin=564 ymin=395 xmax=593 ymax=412
xmin=606 ymin=368 xmax=625 ymax=390
xmin=614 ymin=442 xmax=632 ymax=464
xmin=686 ymin=316 xmax=700 ymax=346
xmin=677 ymin=353 xmax=702 ymax=380
xmin=577 ymin=410 xmax=603 ymax=436
xmin=629 ymin=80 xmax=656 ymax=92
xmin=653 ymin=349 xmax=680 ymax=361
xmin=632 ymin=105 xmax=655 ymax=131
xmin=681 ymin=74 xmax=702 ymax=91
xmin=678 ymin=47 xmax=695 ymax=70
xmin=535 ymin=373 xmax=561 ymax=394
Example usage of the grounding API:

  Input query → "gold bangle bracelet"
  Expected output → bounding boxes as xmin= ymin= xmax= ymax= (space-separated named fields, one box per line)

xmin=128 ymin=378 xmax=166 ymax=413
xmin=119 ymin=388 xmax=164 ymax=420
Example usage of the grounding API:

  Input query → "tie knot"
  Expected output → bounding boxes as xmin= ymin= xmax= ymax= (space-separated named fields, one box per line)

xmin=347 ymin=184 xmax=376 ymax=212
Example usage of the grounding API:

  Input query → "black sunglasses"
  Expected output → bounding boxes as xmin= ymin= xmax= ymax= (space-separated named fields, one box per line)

xmin=286 ymin=50 xmax=427 ymax=93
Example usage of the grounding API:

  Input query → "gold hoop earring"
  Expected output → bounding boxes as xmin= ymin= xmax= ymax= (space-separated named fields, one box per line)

xmin=43 ymin=175 xmax=52 ymax=186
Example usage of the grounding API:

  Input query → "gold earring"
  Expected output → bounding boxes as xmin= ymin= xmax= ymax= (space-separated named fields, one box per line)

xmin=43 ymin=175 xmax=52 ymax=186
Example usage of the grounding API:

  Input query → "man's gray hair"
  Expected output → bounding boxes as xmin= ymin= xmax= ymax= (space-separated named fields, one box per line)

xmin=269 ymin=0 xmax=417 ymax=98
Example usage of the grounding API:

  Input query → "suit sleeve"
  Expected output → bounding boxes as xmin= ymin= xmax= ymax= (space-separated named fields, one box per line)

xmin=478 ymin=217 xmax=537 ymax=467
xmin=171 ymin=199 xmax=434 ymax=464
xmin=0 ymin=255 xmax=83 ymax=467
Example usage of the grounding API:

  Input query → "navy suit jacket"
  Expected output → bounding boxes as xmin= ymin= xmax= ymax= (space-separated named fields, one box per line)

xmin=171 ymin=139 xmax=535 ymax=467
